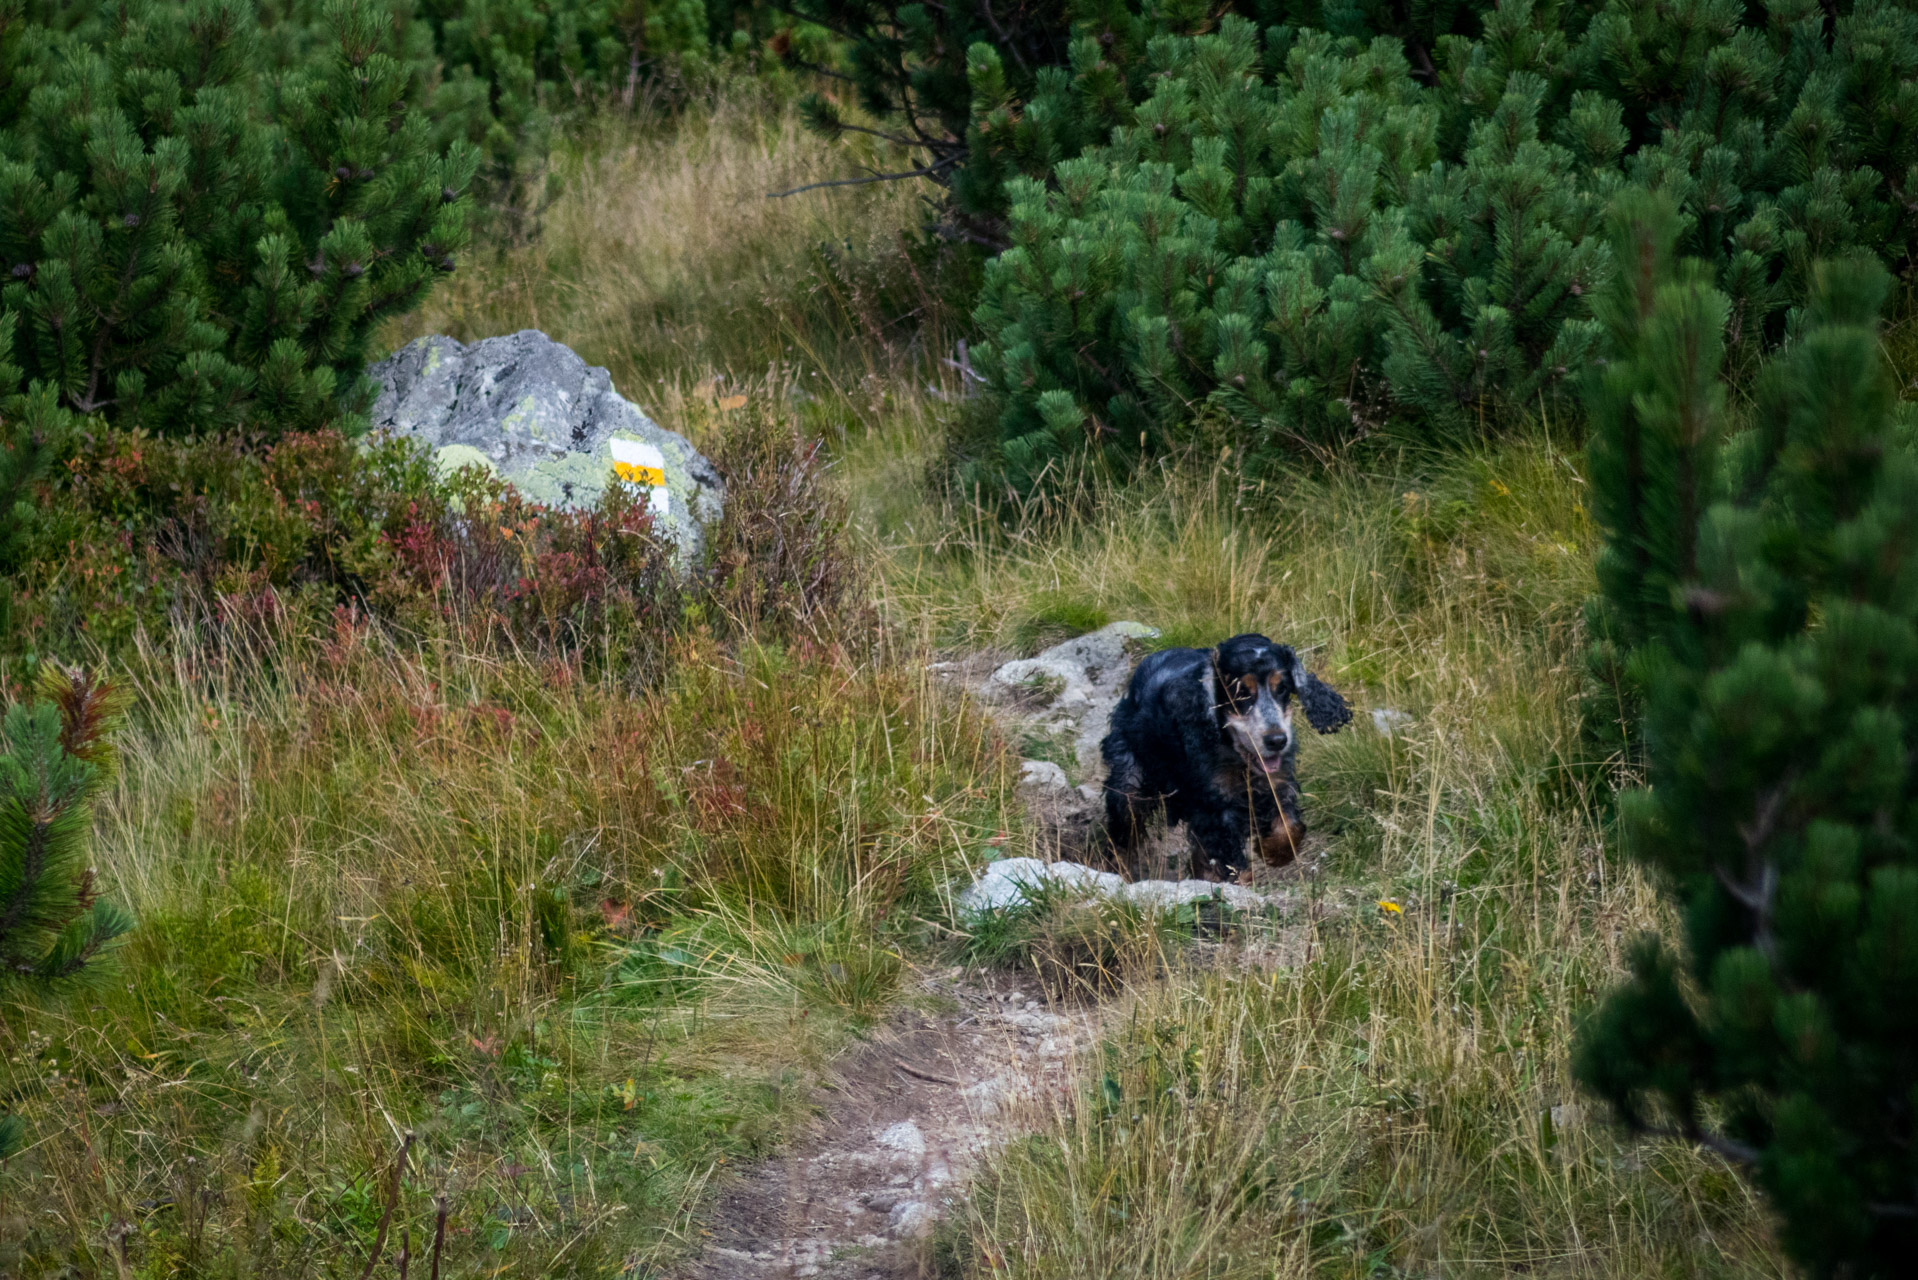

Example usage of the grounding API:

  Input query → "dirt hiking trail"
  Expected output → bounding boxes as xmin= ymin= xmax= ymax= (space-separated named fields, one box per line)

xmin=681 ymin=969 xmax=1099 ymax=1279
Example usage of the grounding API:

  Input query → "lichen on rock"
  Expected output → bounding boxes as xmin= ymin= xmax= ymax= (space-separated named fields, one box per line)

xmin=368 ymin=330 xmax=724 ymax=562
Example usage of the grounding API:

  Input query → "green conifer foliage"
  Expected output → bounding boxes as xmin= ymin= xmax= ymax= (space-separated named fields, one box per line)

xmin=0 ymin=664 xmax=129 ymax=986
xmin=1572 ymin=191 xmax=1918 ymax=1276
xmin=782 ymin=0 xmax=1237 ymax=239
xmin=266 ymin=0 xmax=744 ymax=207
xmin=0 ymin=313 xmax=70 ymax=575
xmin=791 ymin=0 xmax=1492 ymax=238
xmin=0 ymin=0 xmax=477 ymax=437
xmin=0 ymin=312 xmax=73 ymax=643
xmin=418 ymin=0 xmax=650 ymax=195
xmin=957 ymin=0 xmax=1918 ymax=493
xmin=0 ymin=664 xmax=132 ymax=1158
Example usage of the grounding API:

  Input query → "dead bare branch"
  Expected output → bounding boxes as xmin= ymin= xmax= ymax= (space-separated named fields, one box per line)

xmin=767 ymin=155 xmax=960 ymax=199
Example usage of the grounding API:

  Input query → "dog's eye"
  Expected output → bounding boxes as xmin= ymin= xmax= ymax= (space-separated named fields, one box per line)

xmin=1239 ymin=676 xmax=1259 ymax=698
xmin=1267 ymin=672 xmax=1284 ymax=694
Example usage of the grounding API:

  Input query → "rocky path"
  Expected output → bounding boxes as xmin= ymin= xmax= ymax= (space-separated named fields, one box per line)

xmin=681 ymin=970 xmax=1100 ymax=1279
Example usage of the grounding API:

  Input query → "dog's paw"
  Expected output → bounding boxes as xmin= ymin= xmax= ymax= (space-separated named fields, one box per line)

xmin=1259 ymin=812 xmax=1306 ymax=866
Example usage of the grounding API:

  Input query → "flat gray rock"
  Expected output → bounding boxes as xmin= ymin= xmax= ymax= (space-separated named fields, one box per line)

xmin=956 ymin=857 xmax=1286 ymax=918
xmin=368 ymin=331 xmax=723 ymax=561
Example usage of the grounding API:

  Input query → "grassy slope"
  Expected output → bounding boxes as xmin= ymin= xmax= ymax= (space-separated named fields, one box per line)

xmin=2 ymin=85 xmax=1790 ymax=1279
xmin=829 ymin=132 xmax=1784 ymax=1276
xmin=6 ymin=624 xmax=1010 ymax=1277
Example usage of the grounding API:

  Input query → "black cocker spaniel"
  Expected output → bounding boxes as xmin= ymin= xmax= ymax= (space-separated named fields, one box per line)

xmin=1101 ymin=634 xmax=1351 ymax=881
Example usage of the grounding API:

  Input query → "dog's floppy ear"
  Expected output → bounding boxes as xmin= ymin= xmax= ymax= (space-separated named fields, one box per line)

xmin=1290 ymin=654 xmax=1352 ymax=734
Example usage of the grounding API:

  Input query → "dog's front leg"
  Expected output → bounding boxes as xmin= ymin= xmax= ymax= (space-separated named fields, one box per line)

xmin=1259 ymin=807 xmax=1306 ymax=866
xmin=1254 ymin=780 xmax=1306 ymax=867
xmin=1186 ymin=808 xmax=1251 ymax=881
xmin=1100 ymin=732 xmax=1149 ymax=861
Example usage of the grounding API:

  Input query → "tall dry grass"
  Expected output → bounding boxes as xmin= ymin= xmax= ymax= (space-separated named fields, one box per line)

xmin=866 ymin=431 xmax=1592 ymax=671
xmin=0 ymin=612 xmax=1012 ymax=1277
xmin=385 ymin=84 xmax=965 ymax=565
xmin=0 ymin=63 xmax=1799 ymax=1278
xmin=398 ymin=95 xmax=1796 ymax=1267
xmin=0 ymin=85 xmax=988 ymax=1280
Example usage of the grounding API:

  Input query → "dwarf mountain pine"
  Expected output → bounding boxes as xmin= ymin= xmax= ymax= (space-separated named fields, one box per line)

xmin=949 ymin=0 xmax=1918 ymax=493
xmin=1574 ymin=191 xmax=1918 ymax=1278
xmin=0 ymin=0 xmax=477 ymax=437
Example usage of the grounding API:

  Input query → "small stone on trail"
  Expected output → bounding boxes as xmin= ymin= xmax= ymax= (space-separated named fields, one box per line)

xmin=962 ymin=1075 xmax=1012 ymax=1116
xmin=874 ymin=1120 xmax=927 ymax=1156
xmin=887 ymin=1200 xmax=936 ymax=1238
xmin=1018 ymin=760 xmax=1072 ymax=792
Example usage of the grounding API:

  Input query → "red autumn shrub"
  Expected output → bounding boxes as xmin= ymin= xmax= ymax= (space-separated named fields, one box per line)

xmin=8 ymin=426 xmax=677 ymax=668
xmin=4 ymin=405 xmax=860 ymax=676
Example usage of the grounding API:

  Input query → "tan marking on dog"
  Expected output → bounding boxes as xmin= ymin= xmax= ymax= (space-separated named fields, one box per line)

xmin=1259 ymin=810 xmax=1306 ymax=866
xmin=1214 ymin=760 xmax=1252 ymax=795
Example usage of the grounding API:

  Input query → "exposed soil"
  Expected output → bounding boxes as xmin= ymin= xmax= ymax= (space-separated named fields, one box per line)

xmin=680 ymin=969 xmax=1101 ymax=1279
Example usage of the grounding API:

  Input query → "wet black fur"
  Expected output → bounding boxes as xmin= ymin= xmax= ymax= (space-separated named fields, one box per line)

xmin=1101 ymin=634 xmax=1351 ymax=880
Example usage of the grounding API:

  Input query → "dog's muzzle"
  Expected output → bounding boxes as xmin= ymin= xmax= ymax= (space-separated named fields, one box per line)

xmin=1225 ymin=702 xmax=1292 ymax=775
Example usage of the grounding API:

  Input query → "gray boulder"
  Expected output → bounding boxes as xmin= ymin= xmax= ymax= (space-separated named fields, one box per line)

xmin=367 ymin=331 xmax=724 ymax=561
xmin=986 ymin=621 xmax=1160 ymax=778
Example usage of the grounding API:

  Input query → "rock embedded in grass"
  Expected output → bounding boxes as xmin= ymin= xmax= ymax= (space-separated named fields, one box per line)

xmin=1371 ymin=707 xmax=1414 ymax=737
xmin=873 ymin=1119 xmax=928 ymax=1156
xmin=958 ymin=856 xmax=1285 ymax=918
xmin=887 ymin=1199 xmax=936 ymax=1238
xmin=368 ymin=330 xmax=724 ymax=561
xmin=984 ymin=620 xmax=1160 ymax=776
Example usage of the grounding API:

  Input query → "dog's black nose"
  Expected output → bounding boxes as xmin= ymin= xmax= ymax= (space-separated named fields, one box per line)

xmin=1263 ymin=731 xmax=1290 ymax=755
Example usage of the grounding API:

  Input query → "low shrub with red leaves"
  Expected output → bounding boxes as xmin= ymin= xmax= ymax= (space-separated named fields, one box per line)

xmin=8 ymin=427 xmax=679 ymax=668
xmin=6 ymin=408 xmax=860 ymax=677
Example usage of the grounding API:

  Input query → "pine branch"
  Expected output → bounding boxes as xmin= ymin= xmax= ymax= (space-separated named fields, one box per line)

xmin=976 ymin=0 xmax=1028 ymax=72
xmin=781 ymin=55 xmax=859 ymax=83
xmin=814 ymin=118 xmax=935 ymax=148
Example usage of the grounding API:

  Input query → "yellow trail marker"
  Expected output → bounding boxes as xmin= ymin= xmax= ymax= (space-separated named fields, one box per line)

xmin=612 ymin=460 xmax=666 ymax=487
xmin=608 ymin=438 xmax=671 ymax=516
